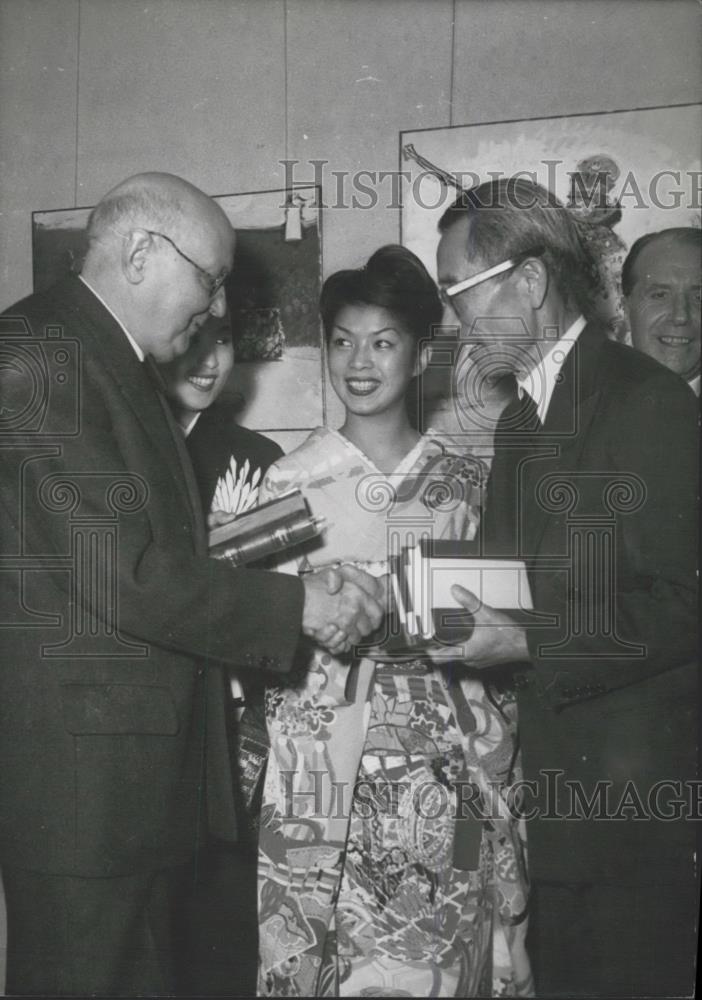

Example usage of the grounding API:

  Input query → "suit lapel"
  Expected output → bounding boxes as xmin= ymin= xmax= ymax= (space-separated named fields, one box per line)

xmin=526 ymin=323 xmax=606 ymax=554
xmin=67 ymin=279 xmax=206 ymax=547
xmin=152 ymin=387 xmax=207 ymax=549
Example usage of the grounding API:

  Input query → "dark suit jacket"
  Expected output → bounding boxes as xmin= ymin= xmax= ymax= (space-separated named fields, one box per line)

xmin=483 ymin=322 xmax=698 ymax=884
xmin=0 ymin=277 xmax=304 ymax=877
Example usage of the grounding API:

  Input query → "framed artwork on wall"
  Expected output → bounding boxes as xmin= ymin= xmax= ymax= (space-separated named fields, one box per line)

xmin=399 ymin=104 xmax=702 ymax=450
xmin=32 ymin=184 xmax=324 ymax=451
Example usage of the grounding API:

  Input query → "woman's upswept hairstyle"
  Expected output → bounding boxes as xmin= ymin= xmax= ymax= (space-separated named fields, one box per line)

xmin=320 ymin=244 xmax=443 ymax=345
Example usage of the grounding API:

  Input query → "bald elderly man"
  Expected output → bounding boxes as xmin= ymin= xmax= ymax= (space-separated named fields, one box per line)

xmin=0 ymin=172 xmax=383 ymax=995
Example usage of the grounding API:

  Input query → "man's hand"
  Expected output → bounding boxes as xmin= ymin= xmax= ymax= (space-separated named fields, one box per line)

xmin=302 ymin=566 xmax=385 ymax=656
xmin=336 ymin=563 xmax=386 ymax=600
xmin=427 ymin=584 xmax=530 ymax=667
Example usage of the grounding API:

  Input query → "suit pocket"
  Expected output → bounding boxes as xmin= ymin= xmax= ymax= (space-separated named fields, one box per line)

xmin=60 ymin=683 xmax=179 ymax=735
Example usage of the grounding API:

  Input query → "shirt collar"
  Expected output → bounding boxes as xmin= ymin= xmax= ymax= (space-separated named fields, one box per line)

xmin=516 ymin=314 xmax=587 ymax=422
xmin=688 ymin=374 xmax=700 ymax=397
xmin=79 ymin=275 xmax=145 ymax=362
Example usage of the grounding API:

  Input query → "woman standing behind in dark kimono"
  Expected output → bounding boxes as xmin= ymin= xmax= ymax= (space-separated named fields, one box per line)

xmin=159 ymin=313 xmax=282 ymax=997
xmin=161 ymin=312 xmax=283 ymax=516
xmin=257 ymin=247 xmax=532 ymax=998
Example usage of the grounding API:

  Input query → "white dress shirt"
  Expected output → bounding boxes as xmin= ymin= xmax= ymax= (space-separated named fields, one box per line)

xmin=516 ymin=314 xmax=587 ymax=423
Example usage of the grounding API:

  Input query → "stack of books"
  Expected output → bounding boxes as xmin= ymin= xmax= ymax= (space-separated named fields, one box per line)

xmin=208 ymin=489 xmax=324 ymax=566
xmin=362 ymin=539 xmax=536 ymax=658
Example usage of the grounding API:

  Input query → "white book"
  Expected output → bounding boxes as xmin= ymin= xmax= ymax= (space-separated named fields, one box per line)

xmin=424 ymin=554 xmax=533 ymax=611
xmin=362 ymin=543 xmax=536 ymax=659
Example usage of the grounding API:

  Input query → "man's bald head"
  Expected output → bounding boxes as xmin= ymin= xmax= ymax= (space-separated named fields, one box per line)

xmin=82 ymin=173 xmax=235 ymax=363
xmin=86 ymin=172 xmax=232 ymax=256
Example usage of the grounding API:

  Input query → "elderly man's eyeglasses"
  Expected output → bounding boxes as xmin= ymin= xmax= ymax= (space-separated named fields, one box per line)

xmin=439 ymin=246 xmax=545 ymax=306
xmin=146 ymin=230 xmax=229 ymax=299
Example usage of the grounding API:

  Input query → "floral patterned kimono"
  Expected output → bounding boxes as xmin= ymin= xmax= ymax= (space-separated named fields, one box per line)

xmin=257 ymin=428 xmax=532 ymax=998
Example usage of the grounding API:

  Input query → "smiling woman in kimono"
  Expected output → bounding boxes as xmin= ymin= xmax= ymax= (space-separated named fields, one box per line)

xmin=256 ymin=246 xmax=532 ymax=998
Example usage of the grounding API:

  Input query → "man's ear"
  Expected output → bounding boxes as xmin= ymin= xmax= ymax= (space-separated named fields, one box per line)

xmin=121 ymin=228 xmax=151 ymax=285
xmin=520 ymin=256 xmax=549 ymax=310
xmin=414 ymin=342 xmax=432 ymax=378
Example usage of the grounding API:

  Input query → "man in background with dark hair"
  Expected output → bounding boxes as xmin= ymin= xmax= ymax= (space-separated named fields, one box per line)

xmin=435 ymin=179 xmax=698 ymax=996
xmin=623 ymin=226 xmax=700 ymax=394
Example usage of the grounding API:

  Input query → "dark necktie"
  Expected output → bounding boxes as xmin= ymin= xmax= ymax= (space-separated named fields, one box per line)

xmin=500 ymin=388 xmax=543 ymax=434
xmin=483 ymin=389 xmax=542 ymax=555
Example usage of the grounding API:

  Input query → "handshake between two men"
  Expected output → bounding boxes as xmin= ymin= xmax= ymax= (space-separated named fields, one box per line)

xmin=301 ymin=564 xmax=387 ymax=657
xmin=207 ymin=508 xmax=386 ymax=658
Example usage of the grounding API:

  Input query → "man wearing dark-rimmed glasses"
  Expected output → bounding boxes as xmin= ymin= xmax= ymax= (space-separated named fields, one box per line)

xmin=434 ymin=177 xmax=698 ymax=997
